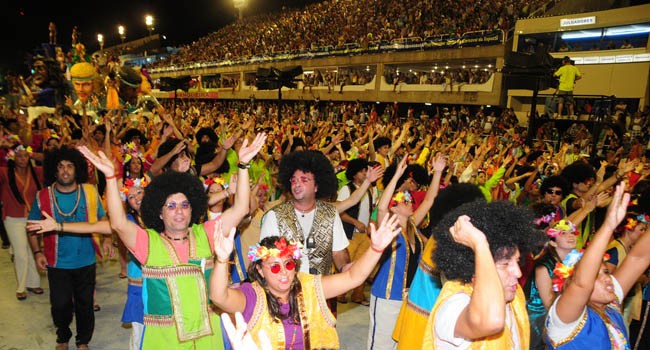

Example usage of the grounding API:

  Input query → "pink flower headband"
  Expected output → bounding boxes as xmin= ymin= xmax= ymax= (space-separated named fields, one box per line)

xmin=5 ymin=145 xmax=33 ymax=161
xmin=120 ymin=178 xmax=148 ymax=201
xmin=546 ymin=219 xmax=577 ymax=238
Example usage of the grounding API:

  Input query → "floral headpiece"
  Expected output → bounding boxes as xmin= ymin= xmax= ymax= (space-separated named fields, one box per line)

xmin=203 ymin=176 xmax=227 ymax=191
xmin=624 ymin=214 xmax=649 ymax=231
xmin=5 ymin=145 xmax=33 ymax=161
xmin=120 ymin=177 xmax=148 ymax=201
xmin=534 ymin=212 xmax=556 ymax=227
xmin=389 ymin=190 xmax=413 ymax=207
xmin=546 ymin=219 xmax=577 ymax=238
xmin=121 ymin=142 xmax=143 ymax=165
xmin=551 ymin=248 xmax=610 ymax=292
xmin=247 ymin=237 xmax=302 ymax=263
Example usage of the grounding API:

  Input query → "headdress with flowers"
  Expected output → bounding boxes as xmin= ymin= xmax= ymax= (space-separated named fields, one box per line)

xmin=120 ymin=177 xmax=148 ymax=201
xmin=551 ymin=248 xmax=610 ymax=292
xmin=5 ymin=145 xmax=33 ymax=162
xmin=546 ymin=219 xmax=577 ymax=238
xmin=534 ymin=211 xmax=557 ymax=227
xmin=623 ymin=213 xmax=649 ymax=231
xmin=389 ymin=190 xmax=413 ymax=207
xmin=247 ymin=237 xmax=302 ymax=263
xmin=121 ymin=142 xmax=143 ymax=165
xmin=203 ymin=176 xmax=227 ymax=191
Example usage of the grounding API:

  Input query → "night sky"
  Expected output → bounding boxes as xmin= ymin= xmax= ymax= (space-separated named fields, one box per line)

xmin=2 ymin=0 xmax=321 ymax=72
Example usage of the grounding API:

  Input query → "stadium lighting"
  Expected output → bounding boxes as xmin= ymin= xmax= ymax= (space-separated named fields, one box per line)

xmin=561 ymin=25 xmax=650 ymax=40
xmin=118 ymin=25 xmax=126 ymax=43
xmin=97 ymin=33 xmax=104 ymax=51
xmin=145 ymin=15 xmax=155 ymax=36
xmin=233 ymin=0 xmax=248 ymax=20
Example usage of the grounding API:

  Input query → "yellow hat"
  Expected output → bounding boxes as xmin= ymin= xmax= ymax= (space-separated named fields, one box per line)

xmin=70 ymin=62 xmax=97 ymax=81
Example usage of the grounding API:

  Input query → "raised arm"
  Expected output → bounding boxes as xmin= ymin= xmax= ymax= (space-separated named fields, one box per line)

xmin=377 ymin=156 xmax=408 ymax=224
xmin=450 ymin=215 xmax=506 ymax=339
xmin=210 ymin=225 xmax=247 ymax=313
xmin=334 ymin=165 xmax=384 ymax=213
xmin=78 ymin=146 xmax=139 ymax=251
xmin=321 ymin=214 xmax=400 ymax=298
xmin=555 ymin=183 xmax=628 ymax=324
xmin=411 ymin=154 xmax=445 ymax=226
xmin=216 ymin=133 xmax=267 ymax=237
xmin=614 ymin=217 xmax=650 ymax=296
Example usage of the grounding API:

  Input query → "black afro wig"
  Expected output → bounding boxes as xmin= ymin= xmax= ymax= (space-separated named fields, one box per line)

xmin=560 ymin=161 xmax=596 ymax=186
xmin=140 ymin=171 xmax=208 ymax=232
xmin=540 ymin=175 xmax=570 ymax=198
xmin=346 ymin=158 xmax=369 ymax=181
xmin=426 ymin=183 xmax=485 ymax=238
xmin=433 ymin=200 xmax=542 ymax=283
xmin=382 ymin=162 xmax=430 ymax=189
xmin=278 ymin=150 xmax=337 ymax=199
xmin=44 ymin=146 xmax=89 ymax=187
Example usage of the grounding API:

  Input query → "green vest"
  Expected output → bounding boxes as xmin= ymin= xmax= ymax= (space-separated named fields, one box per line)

xmin=141 ymin=224 xmax=224 ymax=350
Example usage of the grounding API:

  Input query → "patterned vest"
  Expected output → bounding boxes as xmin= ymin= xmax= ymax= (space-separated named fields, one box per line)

xmin=423 ymin=280 xmax=530 ymax=350
xmin=272 ymin=200 xmax=337 ymax=275
xmin=248 ymin=273 xmax=339 ymax=349
xmin=140 ymin=224 xmax=224 ymax=350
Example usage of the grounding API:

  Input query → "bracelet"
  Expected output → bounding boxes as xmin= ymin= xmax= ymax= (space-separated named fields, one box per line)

xmin=370 ymin=245 xmax=384 ymax=253
xmin=225 ymin=187 xmax=231 ymax=196
xmin=105 ymin=174 xmax=118 ymax=180
xmin=215 ymin=257 xmax=233 ymax=264
xmin=33 ymin=250 xmax=43 ymax=257
xmin=237 ymin=162 xmax=251 ymax=169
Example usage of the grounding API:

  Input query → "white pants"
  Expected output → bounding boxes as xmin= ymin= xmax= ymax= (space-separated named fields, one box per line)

xmin=367 ymin=295 xmax=400 ymax=350
xmin=4 ymin=217 xmax=41 ymax=293
xmin=130 ymin=322 xmax=144 ymax=350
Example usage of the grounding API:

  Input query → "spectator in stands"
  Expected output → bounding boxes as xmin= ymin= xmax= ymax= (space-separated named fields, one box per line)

xmin=553 ymin=56 xmax=581 ymax=118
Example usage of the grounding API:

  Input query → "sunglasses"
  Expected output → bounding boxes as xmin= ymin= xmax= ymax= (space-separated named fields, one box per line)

xmin=164 ymin=200 xmax=191 ymax=210
xmin=265 ymin=260 xmax=296 ymax=274
xmin=545 ymin=189 xmax=563 ymax=196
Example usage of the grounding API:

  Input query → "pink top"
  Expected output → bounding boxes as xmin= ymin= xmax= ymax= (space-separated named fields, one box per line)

xmin=131 ymin=219 xmax=217 ymax=264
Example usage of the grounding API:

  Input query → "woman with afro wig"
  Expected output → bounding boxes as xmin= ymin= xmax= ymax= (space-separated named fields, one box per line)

xmin=77 ymin=132 xmax=266 ymax=350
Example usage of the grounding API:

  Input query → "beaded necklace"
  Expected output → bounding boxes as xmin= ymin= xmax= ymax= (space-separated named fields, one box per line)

xmin=53 ymin=185 xmax=81 ymax=218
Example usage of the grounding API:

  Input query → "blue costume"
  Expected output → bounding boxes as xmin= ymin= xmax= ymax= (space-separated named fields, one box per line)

xmin=525 ymin=252 xmax=557 ymax=350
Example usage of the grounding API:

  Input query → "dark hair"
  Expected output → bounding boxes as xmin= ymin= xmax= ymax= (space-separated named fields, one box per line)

xmin=561 ymin=161 xmax=596 ymax=186
xmin=7 ymin=157 xmax=42 ymax=205
xmin=195 ymin=127 xmax=218 ymax=145
xmin=281 ymin=138 xmax=306 ymax=154
xmin=123 ymin=156 xmax=145 ymax=180
xmin=157 ymin=138 xmax=190 ymax=171
xmin=373 ymin=136 xmax=391 ymax=150
xmin=345 ymin=158 xmax=369 ymax=180
xmin=278 ymin=151 xmax=337 ymax=199
xmin=140 ymin=171 xmax=207 ymax=232
xmin=44 ymin=146 xmax=89 ymax=186
xmin=426 ymin=183 xmax=485 ymax=237
xmin=122 ymin=128 xmax=146 ymax=145
xmin=246 ymin=236 xmax=302 ymax=323
xmin=382 ymin=163 xmax=430 ymax=189
xmin=540 ymin=175 xmax=570 ymax=198
xmin=433 ymin=200 xmax=542 ymax=283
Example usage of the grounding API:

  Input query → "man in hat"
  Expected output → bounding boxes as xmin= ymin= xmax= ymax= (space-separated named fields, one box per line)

xmin=70 ymin=62 xmax=100 ymax=119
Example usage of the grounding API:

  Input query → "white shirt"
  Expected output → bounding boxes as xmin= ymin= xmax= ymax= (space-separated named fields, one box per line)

xmin=259 ymin=206 xmax=349 ymax=273
xmin=336 ymin=184 xmax=374 ymax=229
xmin=434 ymin=293 xmax=520 ymax=349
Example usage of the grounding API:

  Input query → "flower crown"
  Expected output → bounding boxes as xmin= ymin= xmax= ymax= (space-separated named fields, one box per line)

xmin=247 ymin=237 xmax=302 ymax=263
xmin=121 ymin=142 xmax=143 ymax=165
xmin=551 ymin=249 xmax=610 ymax=292
xmin=120 ymin=177 xmax=148 ymax=201
xmin=389 ymin=190 xmax=413 ymax=207
xmin=203 ymin=176 xmax=227 ymax=191
xmin=534 ymin=212 xmax=556 ymax=227
xmin=546 ymin=219 xmax=577 ymax=238
xmin=624 ymin=214 xmax=649 ymax=231
xmin=5 ymin=145 xmax=33 ymax=161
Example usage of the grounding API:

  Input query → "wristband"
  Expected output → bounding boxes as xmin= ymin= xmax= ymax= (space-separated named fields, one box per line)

xmin=238 ymin=162 xmax=251 ymax=169
xmin=33 ymin=250 xmax=43 ymax=257
xmin=105 ymin=174 xmax=118 ymax=180
xmin=215 ymin=257 xmax=233 ymax=264
xmin=370 ymin=245 xmax=384 ymax=253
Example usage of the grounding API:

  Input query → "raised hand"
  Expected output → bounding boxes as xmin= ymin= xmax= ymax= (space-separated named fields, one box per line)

xmin=221 ymin=312 xmax=271 ymax=350
xmin=369 ymin=213 xmax=400 ymax=251
xmin=238 ymin=132 xmax=267 ymax=164
xmin=602 ymin=182 xmax=630 ymax=232
xmin=26 ymin=211 xmax=59 ymax=234
xmin=394 ymin=155 xmax=408 ymax=179
xmin=431 ymin=153 xmax=447 ymax=173
xmin=366 ymin=164 xmax=384 ymax=183
xmin=213 ymin=222 xmax=236 ymax=262
xmin=449 ymin=215 xmax=488 ymax=251
xmin=77 ymin=146 xmax=116 ymax=177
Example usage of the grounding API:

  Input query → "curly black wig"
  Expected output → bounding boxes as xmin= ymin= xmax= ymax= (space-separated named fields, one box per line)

xmin=382 ymin=162 xmax=430 ymax=189
xmin=278 ymin=150 xmax=337 ymax=199
xmin=140 ymin=171 xmax=208 ymax=232
xmin=373 ymin=136 xmax=391 ymax=150
xmin=426 ymin=183 xmax=485 ymax=238
xmin=540 ymin=175 xmax=570 ymax=198
xmin=195 ymin=127 xmax=219 ymax=145
xmin=44 ymin=146 xmax=89 ymax=187
xmin=122 ymin=128 xmax=147 ymax=145
xmin=432 ymin=200 xmax=542 ymax=283
xmin=346 ymin=158 xmax=369 ymax=181
xmin=560 ymin=161 xmax=596 ymax=186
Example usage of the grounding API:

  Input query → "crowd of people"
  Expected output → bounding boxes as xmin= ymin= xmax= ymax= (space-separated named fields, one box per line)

xmin=153 ymin=0 xmax=555 ymax=68
xmin=3 ymin=49 xmax=650 ymax=349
